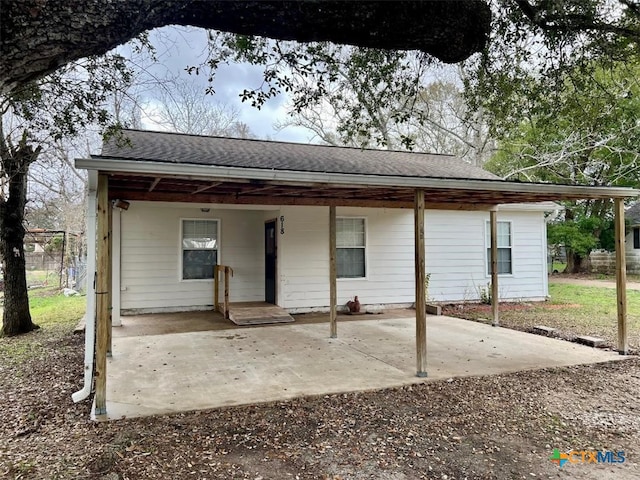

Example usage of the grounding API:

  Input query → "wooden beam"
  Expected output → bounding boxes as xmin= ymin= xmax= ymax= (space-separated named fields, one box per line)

xmin=213 ymin=265 xmax=220 ymax=312
xmin=111 ymin=208 xmax=122 ymax=327
xmin=304 ymin=187 xmax=385 ymax=197
xmin=191 ymin=182 xmax=222 ymax=195
xmin=224 ymin=266 xmax=232 ymax=320
xmin=615 ymin=198 xmax=628 ymax=354
xmin=285 ymin=185 xmax=355 ymax=195
xmin=148 ymin=177 xmax=161 ymax=192
xmin=237 ymin=185 xmax=277 ymax=195
xmin=490 ymin=209 xmax=499 ymax=327
xmin=109 ymin=189 xmax=497 ymax=211
xmin=107 ymin=201 xmax=113 ymax=356
xmin=329 ymin=205 xmax=338 ymax=338
xmin=95 ymin=173 xmax=110 ymax=416
xmin=414 ymin=189 xmax=427 ymax=377
xmin=103 ymin=170 xmax=632 ymax=204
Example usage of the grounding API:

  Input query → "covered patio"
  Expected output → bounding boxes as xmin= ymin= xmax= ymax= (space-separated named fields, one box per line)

xmin=102 ymin=310 xmax=621 ymax=420
xmin=73 ymin=130 xmax=638 ymax=418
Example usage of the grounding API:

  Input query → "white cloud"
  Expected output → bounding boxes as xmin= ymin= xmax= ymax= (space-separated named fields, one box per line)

xmin=119 ymin=25 xmax=311 ymax=142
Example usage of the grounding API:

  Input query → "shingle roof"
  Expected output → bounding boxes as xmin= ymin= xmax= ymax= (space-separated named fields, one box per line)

xmin=99 ymin=129 xmax=501 ymax=181
xmin=627 ymin=202 xmax=640 ymax=224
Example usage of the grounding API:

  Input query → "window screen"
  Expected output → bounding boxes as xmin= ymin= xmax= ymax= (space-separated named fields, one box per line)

xmin=182 ymin=219 xmax=218 ymax=280
xmin=337 ymin=217 xmax=365 ymax=278
xmin=486 ymin=221 xmax=512 ymax=275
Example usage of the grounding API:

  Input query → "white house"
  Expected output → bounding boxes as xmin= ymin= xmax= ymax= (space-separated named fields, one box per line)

xmin=73 ymin=129 xmax=636 ymax=414
xmin=78 ymin=129 xmax=563 ymax=318
xmin=113 ymin=201 xmax=552 ymax=316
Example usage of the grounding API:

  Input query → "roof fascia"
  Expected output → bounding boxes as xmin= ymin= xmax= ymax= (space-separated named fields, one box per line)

xmin=498 ymin=202 xmax=565 ymax=212
xmin=87 ymin=170 xmax=98 ymax=192
xmin=75 ymin=157 xmax=639 ymax=199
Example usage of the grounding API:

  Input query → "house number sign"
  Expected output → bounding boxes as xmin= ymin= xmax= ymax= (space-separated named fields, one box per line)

xmin=280 ymin=215 xmax=285 ymax=234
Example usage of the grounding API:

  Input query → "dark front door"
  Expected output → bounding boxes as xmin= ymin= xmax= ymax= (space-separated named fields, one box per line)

xmin=265 ymin=220 xmax=277 ymax=304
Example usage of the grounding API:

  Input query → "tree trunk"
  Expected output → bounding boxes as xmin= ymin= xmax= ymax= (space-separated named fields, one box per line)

xmin=0 ymin=1 xmax=490 ymax=95
xmin=0 ymin=135 xmax=40 ymax=336
xmin=565 ymin=249 xmax=591 ymax=274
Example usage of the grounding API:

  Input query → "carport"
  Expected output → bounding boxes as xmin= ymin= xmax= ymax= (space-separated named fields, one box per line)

xmin=74 ymin=130 xmax=638 ymax=418
xmin=103 ymin=310 xmax=621 ymax=420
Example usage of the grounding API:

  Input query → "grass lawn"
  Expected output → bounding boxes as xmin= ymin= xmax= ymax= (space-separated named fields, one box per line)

xmin=29 ymin=289 xmax=85 ymax=328
xmin=447 ymin=282 xmax=640 ymax=352
xmin=25 ymin=269 xmax=61 ymax=287
xmin=0 ymin=288 xmax=85 ymax=364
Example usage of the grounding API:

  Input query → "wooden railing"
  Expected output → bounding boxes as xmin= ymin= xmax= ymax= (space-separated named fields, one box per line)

xmin=214 ymin=265 xmax=233 ymax=319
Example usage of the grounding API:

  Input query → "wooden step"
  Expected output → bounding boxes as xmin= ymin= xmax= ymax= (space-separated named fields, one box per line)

xmin=228 ymin=303 xmax=294 ymax=326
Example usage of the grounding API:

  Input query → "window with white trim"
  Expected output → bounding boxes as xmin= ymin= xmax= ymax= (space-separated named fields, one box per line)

xmin=486 ymin=221 xmax=512 ymax=275
xmin=337 ymin=217 xmax=366 ymax=278
xmin=181 ymin=219 xmax=218 ymax=280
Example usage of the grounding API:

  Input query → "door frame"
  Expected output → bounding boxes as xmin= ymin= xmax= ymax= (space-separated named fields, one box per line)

xmin=264 ymin=218 xmax=277 ymax=304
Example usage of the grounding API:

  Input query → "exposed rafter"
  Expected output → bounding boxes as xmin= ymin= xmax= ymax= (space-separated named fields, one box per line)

xmin=191 ymin=182 xmax=222 ymax=195
xmin=148 ymin=177 xmax=161 ymax=192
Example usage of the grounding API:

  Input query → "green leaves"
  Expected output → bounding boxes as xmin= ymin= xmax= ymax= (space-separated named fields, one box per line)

xmin=484 ymin=61 xmax=640 ymax=188
xmin=471 ymin=3 xmax=640 ymax=266
xmin=548 ymin=218 xmax=601 ymax=257
xmin=467 ymin=1 xmax=640 ymax=136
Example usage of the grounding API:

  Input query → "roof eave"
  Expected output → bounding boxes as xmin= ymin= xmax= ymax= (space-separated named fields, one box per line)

xmin=498 ymin=201 xmax=565 ymax=212
xmin=75 ymin=157 xmax=639 ymax=200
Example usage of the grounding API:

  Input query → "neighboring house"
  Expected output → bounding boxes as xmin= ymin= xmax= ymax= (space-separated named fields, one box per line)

xmin=79 ymin=130 xmax=559 ymax=318
xmin=590 ymin=202 xmax=640 ymax=275
xmin=626 ymin=202 xmax=640 ymax=274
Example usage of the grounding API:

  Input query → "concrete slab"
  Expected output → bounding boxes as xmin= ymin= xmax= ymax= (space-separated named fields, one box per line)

xmin=533 ymin=325 xmax=557 ymax=335
xmin=576 ymin=335 xmax=606 ymax=347
xmin=102 ymin=315 xmax=622 ymax=420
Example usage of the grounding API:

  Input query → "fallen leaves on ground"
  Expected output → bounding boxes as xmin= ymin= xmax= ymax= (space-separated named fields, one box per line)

xmin=1 ymin=328 xmax=639 ymax=479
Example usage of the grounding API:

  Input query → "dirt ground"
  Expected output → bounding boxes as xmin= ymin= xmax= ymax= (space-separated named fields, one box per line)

xmin=548 ymin=274 xmax=640 ymax=290
xmin=1 ymin=325 xmax=639 ymax=480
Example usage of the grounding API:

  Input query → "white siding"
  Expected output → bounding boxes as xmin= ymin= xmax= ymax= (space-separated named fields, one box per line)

xmin=119 ymin=203 xmax=549 ymax=312
xmin=625 ymin=229 xmax=640 ymax=274
xmin=277 ymin=206 xmax=331 ymax=309
xmin=120 ymin=202 xmax=273 ymax=312
xmin=276 ymin=207 xmax=548 ymax=310
xmin=278 ymin=206 xmax=417 ymax=309
xmin=425 ymin=210 xmax=548 ymax=302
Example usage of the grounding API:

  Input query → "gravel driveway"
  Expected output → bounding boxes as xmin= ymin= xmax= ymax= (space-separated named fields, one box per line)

xmin=549 ymin=275 xmax=640 ymax=290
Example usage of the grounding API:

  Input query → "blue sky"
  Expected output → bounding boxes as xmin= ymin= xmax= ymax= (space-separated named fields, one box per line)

xmin=121 ymin=26 xmax=310 ymax=142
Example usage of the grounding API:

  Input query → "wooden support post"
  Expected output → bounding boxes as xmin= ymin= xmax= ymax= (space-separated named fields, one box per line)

xmin=214 ymin=265 xmax=219 ymax=312
xmin=615 ymin=198 xmax=628 ymax=354
xmin=490 ymin=209 xmax=499 ymax=327
xmin=329 ymin=206 xmax=338 ymax=338
xmin=111 ymin=207 xmax=122 ymax=327
xmin=414 ymin=190 xmax=427 ymax=377
xmin=224 ymin=266 xmax=230 ymax=319
xmin=107 ymin=203 xmax=113 ymax=357
xmin=95 ymin=174 xmax=110 ymax=416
